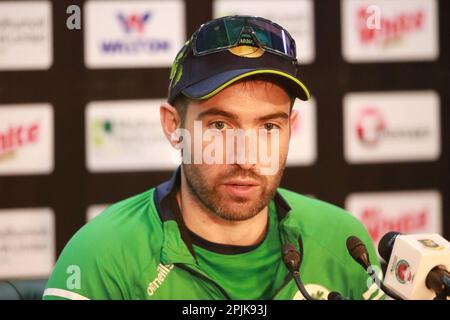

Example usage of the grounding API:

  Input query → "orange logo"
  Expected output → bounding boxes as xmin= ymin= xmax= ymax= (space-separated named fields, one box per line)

xmin=228 ymin=45 xmax=264 ymax=58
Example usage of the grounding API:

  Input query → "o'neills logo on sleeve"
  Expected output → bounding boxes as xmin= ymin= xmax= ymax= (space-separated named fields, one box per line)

xmin=147 ymin=264 xmax=174 ymax=296
xmin=0 ymin=122 xmax=40 ymax=161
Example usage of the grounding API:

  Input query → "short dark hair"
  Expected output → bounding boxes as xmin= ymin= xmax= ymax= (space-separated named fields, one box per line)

xmin=172 ymin=75 xmax=296 ymax=127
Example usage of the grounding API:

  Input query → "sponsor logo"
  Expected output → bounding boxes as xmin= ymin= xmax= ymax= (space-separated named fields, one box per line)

xmin=0 ymin=208 xmax=55 ymax=279
xmin=117 ymin=12 xmax=151 ymax=34
xmin=0 ymin=1 xmax=53 ymax=70
xmin=86 ymin=100 xmax=179 ymax=172
xmin=91 ymin=118 xmax=153 ymax=148
xmin=341 ymin=0 xmax=438 ymax=62
xmin=228 ymin=45 xmax=265 ymax=58
xmin=417 ymin=239 xmax=444 ymax=250
xmin=0 ymin=122 xmax=40 ymax=161
xmin=344 ymin=91 xmax=440 ymax=163
xmin=355 ymin=107 xmax=430 ymax=147
xmin=147 ymin=264 xmax=174 ymax=296
xmin=393 ymin=259 xmax=413 ymax=284
xmin=357 ymin=6 xmax=424 ymax=48
xmin=346 ymin=191 xmax=442 ymax=247
xmin=359 ymin=206 xmax=428 ymax=244
xmin=0 ymin=104 xmax=53 ymax=175
xmin=85 ymin=1 xmax=185 ymax=68
xmin=356 ymin=107 xmax=385 ymax=146
xmin=101 ymin=10 xmax=169 ymax=55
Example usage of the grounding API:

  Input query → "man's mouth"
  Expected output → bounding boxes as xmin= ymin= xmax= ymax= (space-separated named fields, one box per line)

xmin=223 ymin=178 xmax=260 ymax=186
xmin=221 ymin=179 xmax=261 ymax=197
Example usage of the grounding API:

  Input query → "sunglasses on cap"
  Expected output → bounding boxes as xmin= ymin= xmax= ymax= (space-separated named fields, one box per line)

xmin=190 ymin=15 xmax=298 ymax=61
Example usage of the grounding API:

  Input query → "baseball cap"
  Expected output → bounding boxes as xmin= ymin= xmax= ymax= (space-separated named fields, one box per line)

xmin=168 ymin=15 xmax=310 ymax=105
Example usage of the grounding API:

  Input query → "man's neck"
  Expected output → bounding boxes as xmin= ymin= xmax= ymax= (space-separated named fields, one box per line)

xmin=177 ymin=173 xmax=269 ymax=247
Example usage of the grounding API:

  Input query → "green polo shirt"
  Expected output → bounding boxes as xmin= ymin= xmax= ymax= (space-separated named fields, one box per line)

xmin=43 ymin=169 xmax=384 ymax=300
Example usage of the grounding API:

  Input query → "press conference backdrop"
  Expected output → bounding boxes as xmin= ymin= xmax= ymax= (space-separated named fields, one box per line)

xmin=0 ymin=0 xmax=449 ymax=281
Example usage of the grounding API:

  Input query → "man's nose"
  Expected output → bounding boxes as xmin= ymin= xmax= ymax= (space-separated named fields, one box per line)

xmin=236 ymin=162 xmax=256 ymax=171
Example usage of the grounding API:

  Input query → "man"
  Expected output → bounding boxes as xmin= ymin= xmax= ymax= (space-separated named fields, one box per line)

xmin=43 ymin=16 xmax=383 ymax=300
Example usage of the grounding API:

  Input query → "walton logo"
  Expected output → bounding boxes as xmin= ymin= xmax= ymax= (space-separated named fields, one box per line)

xmin=357 ymin=7 xmax=425 ymax=47
xmin=101 ymin=11 xmax=170 ymax=54
xmin=359 ymin=206 xmax=428 ymax=244
xmin=117 ymin=12 xmax=151 ymax=34
xmin=147 ymin=264 xmax=174 ymax=296
xmin=0 ymin=122 xmax=40 ymax=161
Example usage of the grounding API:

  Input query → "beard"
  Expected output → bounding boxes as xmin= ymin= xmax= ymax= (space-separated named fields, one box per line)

xmin=182 ymin=163 xmax=285 ymax=221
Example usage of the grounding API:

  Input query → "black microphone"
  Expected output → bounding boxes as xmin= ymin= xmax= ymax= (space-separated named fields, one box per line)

xmin=282 ymin=243 xmax=300 ymax=271
xmin=426 ymin=266 xmax=450 ymax=300
xmin=346 ymin=236 xmax=403 ymax=300
xmin=282 ymin=243 xmax=315 ymax=300
xmin=346 ymin=236 xmax=371 ymax=270
xmin=378 ymin=231 xmax=401 ymax=262
xmin=327 ymin=291 xmax=348 ymax=300
xmin=282 ymin=243 xmax=348 ymax=300
xmin=378 ymin=232 xmax=450 ymax=299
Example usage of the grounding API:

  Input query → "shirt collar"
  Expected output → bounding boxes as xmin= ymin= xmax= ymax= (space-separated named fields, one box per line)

xmin=155 ymin=167 xmax=300 ymax=266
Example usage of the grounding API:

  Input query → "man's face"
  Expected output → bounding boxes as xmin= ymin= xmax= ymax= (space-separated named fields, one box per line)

xmin=180 ymin=79 xmax=296 ymax=221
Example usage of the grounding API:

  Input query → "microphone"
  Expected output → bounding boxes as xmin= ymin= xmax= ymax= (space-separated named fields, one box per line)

xmin=426 ymin=266 xmax=450 ymax=299
xmin=378 ymin=232 xmax=450 ymax=300
xmin=282 ymin=243 xmax=315 ymax=300
xmin=346 ymin=236 xmax=403 ymax=300
xmin=327 ymin=291 xmax=348 ymax=300
xmin=282 ymin=243 xmax=348 ymax=300
xmin=378 ymin=231 xmax=399 ymax=263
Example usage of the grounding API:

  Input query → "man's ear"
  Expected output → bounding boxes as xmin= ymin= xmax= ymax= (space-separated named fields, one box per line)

xmin=160 ymin=102 xmax=181 ymax=148
xmin=289 ymin=109 xmax=299 ymax=138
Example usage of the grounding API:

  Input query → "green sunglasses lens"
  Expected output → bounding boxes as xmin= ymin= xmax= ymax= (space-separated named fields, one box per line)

xmin=248 ymin=18 xmax=295 ymax=57
xmin=195 ymin=20 xmax=230 ymax=52
xmin=194 ymin=17 xmax=296 ymax=58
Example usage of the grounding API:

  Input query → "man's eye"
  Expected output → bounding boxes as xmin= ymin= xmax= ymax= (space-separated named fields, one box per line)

xmin=212 ymin=121 xmax=226 ymax=130
xmin=263 ymin=123 xmax=277 ymax=131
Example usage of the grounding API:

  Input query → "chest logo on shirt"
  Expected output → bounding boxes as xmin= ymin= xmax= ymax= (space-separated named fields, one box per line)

xmin=292 ymin=284 xmax=330 ymax=300
xmin=147 ymin=264 xmax=174 ymax=296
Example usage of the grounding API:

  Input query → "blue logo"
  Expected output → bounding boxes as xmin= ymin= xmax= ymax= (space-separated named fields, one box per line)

xmin=100 ymin=11 xmax=170 ymax=55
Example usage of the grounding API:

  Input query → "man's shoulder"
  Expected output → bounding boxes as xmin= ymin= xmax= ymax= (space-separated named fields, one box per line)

xmin=60 ymin=188 xmax=162 ymax=264
xmin=278 ymin=188 xmax=359 ymax=224
xmin=44 ymin=188 xmax=164 ymax=299
xmin=277 ymin=188 xmax=370 ymax=244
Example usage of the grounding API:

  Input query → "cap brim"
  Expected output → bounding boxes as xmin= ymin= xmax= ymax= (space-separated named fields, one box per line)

xmin=181 ymin=68 xmax=311 ymax=102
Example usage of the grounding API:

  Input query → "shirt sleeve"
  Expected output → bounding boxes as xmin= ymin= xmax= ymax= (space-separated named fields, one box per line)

xmin=43 ymin=220 xmax=128 ymax=300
